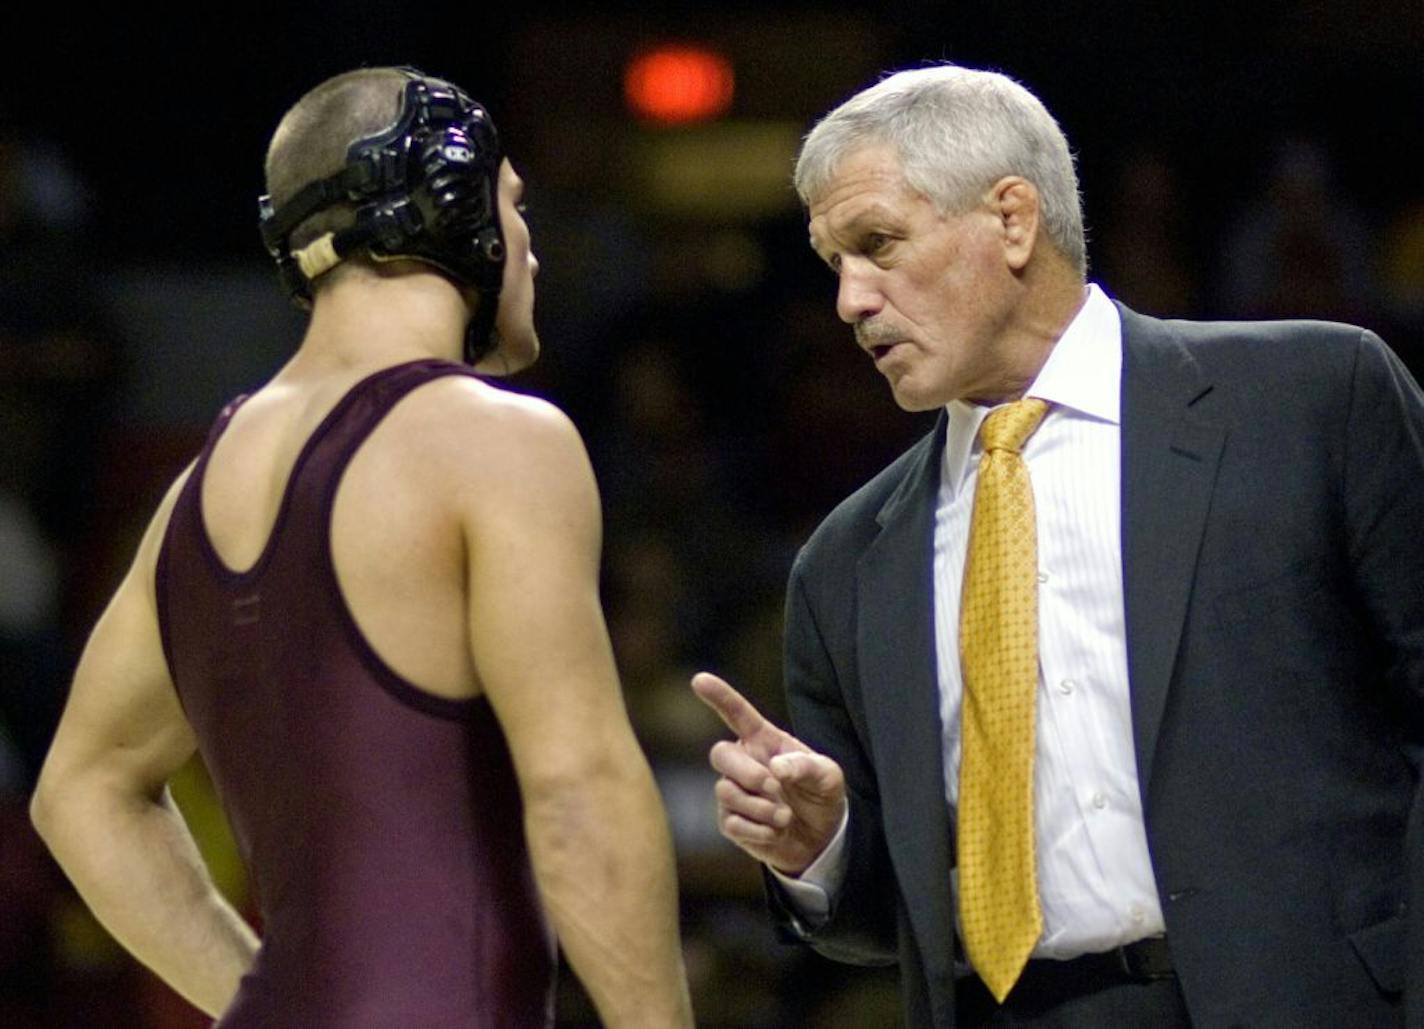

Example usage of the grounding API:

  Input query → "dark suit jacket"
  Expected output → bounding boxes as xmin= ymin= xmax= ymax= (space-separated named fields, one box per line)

xmin=771 ymin=306 xmax=1424 ymax=1027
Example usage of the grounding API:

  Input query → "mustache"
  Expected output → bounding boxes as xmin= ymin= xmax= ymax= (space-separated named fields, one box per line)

xmin=854 ymin=322 xmax=906 ymax=348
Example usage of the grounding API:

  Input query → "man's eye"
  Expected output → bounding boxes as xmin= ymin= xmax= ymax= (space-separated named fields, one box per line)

xmin=865 ymin=233 xmax=890 ymax=253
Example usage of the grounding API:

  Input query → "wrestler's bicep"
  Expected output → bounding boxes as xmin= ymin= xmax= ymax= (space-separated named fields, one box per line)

xmin=460 ymin=404 xmax=634 ymax=783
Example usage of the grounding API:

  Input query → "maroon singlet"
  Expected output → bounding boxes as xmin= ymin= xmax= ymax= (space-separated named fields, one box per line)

xmin=156 ymin=359 xmax=556 ymax=1027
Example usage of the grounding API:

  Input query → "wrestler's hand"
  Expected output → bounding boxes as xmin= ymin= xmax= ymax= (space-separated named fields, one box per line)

xmin=691 ymin=671 xmax=846 ymax=877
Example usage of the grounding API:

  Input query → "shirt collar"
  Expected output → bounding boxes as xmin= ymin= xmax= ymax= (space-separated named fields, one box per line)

xmin=942 ymin=283 xmax=1122 ymax=495
xmin=1025 ymin=282 xmax=1122 ymax=425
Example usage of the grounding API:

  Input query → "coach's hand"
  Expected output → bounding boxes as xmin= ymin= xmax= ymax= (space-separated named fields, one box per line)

xmin=691 ymin=672 xmax=846 ymax=877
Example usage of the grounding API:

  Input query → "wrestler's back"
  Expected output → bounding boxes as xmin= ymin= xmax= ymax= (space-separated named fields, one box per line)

xmin=156 ymin=360 xmax=555 ymax=1027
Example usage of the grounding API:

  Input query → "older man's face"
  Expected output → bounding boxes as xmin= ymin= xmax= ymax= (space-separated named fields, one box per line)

xmin=807 ymin=144 xmax=1024 ymax=410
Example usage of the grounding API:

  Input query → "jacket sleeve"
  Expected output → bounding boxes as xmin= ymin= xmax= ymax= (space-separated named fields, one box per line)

xmin=1343 ymin=331 xmax=1424 ymax=708
xmin=1342 ymin=329 xmax=1424 ymax=1017
xmin=764 ymin=550 xmax=898 ymax=966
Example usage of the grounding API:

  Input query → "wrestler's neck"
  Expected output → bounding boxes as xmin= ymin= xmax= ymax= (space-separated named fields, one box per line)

xmin=295 ymin=258 xmax=471 ymax=373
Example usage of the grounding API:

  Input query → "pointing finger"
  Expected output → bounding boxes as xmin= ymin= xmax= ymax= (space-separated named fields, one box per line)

xmin=692 ymin=671 xmax=771 ymax=741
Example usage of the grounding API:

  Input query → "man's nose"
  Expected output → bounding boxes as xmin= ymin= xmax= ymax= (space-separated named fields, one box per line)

xmin=836 ymin=263 xmax=883 ymax=324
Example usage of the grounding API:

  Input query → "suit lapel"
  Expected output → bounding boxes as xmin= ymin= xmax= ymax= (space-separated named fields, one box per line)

xmin=1118 ymin=305 xmax=1225 ymax=792
xmin=855 ymin=413 xmax=958 ymax=997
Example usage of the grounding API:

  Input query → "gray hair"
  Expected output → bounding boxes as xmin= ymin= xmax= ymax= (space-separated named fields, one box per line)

xmin=794 ymin=63 xmax=1087 ymax=275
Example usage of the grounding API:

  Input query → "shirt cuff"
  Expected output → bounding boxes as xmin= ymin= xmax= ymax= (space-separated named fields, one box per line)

xmin=767 ymin=805 xmax=850 ymax=925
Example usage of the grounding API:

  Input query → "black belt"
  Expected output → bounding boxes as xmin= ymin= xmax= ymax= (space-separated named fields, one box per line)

xmin=1013 ymin=937 xmax=1175 ymax=1000
xmin=1040 ymin=935 xmax=1176 ymax=982
xmin=961 ymin=936 xmax=1177 ymax=1016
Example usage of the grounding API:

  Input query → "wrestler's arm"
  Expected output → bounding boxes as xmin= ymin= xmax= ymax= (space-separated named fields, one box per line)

xmin=29 ymin=468 xmax=259 ymax=1018
xmin=458 ymin=395 xmax=692 ymax=1028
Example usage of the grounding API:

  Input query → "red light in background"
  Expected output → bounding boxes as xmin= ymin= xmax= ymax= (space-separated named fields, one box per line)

xmin=625 ymin=46 xmax=734 ymax=125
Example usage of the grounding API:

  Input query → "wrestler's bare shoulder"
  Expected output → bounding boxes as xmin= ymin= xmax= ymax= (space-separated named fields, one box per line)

xmin=379 ymin=375 xmax=592 ymax=495
xmin=405 ymin=375 xmax=579 ymax=445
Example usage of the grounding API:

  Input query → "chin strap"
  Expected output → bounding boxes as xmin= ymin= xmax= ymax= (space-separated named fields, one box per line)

xmin=463 ymin=287 xmax=500 ymax=365
xmin=291 ymin=223 xmax=386 ymax=284
xmin=292 ymin=233 xmax=342 ymax=282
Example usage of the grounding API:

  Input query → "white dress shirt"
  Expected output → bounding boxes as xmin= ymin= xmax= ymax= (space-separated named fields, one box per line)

xmin=776 ymin=284 xmax=1166 ymax=960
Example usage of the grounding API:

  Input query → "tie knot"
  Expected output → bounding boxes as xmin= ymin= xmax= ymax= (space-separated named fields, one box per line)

xmin=979 ymin=398 xmax=1049 ymax=453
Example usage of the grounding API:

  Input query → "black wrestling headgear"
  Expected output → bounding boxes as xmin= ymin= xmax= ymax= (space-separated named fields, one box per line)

xmin=258 ymin=67 xmax=507 ymax=363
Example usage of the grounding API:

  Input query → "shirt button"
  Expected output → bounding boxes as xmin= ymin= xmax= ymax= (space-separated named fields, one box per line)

xmin=1091 ymin=792 xmax=1107 ymax=810
xmin=1129 ymin=903 xmax=1145 ymax=924
xmin=1037 ymin=570 xmax=1049 ymax=584
xmin=1057 ymin=679 xmax=1076 ymax=695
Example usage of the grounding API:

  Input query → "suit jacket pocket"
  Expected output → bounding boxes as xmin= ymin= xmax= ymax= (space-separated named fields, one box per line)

xmin=1348 ymin=909 xmax=1405 ymax=996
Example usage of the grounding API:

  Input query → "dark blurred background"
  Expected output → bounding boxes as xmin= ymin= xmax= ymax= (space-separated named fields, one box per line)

xmin=2 ymin=2 xmax=1421 ymax=1025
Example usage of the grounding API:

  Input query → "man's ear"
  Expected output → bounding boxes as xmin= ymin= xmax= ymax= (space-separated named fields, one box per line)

xmin=989 ymin=176 xmax=1040 ymax=272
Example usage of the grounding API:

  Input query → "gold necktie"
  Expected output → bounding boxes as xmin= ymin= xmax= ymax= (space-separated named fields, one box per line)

xmin=957 ymin=397 xmax=1050 ymax=1003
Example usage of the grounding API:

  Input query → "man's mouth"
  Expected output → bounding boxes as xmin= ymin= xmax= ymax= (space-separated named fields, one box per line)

xmin=857 ymin=324 xmax=906 ymax=363
xmin=868 ymin=341 xmax=906 ymax=364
